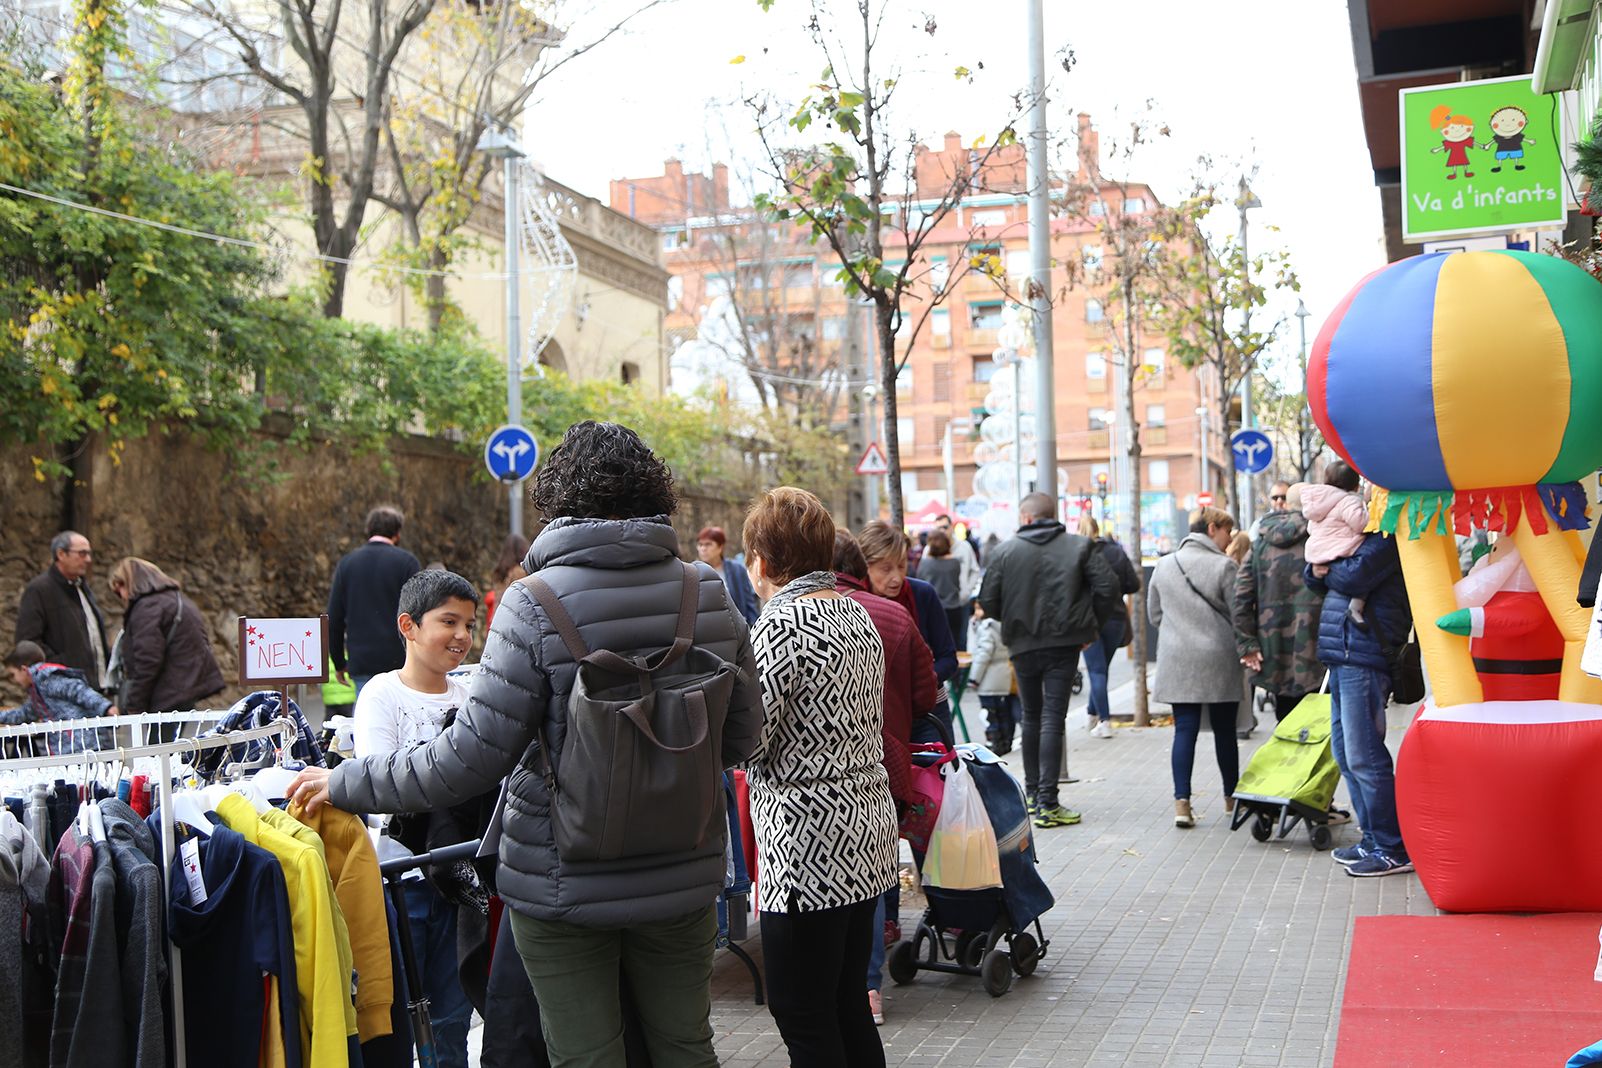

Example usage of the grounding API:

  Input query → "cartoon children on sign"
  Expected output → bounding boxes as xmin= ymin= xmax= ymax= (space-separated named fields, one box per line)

xmin=1481 ymin=105 xmax=1535 ymax=173
xmin=1429 ymin=105 xmax=1476 ymax=180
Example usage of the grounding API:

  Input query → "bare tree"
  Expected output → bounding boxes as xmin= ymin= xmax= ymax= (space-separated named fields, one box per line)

xmin=1142 ymin=168 xmax=1298 ymax=513
xmin=375 ymin=0 xmax=670 ymax=330
xmin=171 ymin=0 xmax=437 ymax=317
xmin=691 ymin=212 xmax=849 ymax=428
xmin=747 ymin=0 xmax=1026 ymax=528
xmin=1053 ymin=114 xmax=1170 ymax=726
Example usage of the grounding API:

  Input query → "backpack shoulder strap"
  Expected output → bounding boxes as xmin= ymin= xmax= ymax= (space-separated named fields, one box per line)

xmin=667 ymin=560 xmax=700 ymax=659
xmin=519 ymin=574 xmax=591 ymax=662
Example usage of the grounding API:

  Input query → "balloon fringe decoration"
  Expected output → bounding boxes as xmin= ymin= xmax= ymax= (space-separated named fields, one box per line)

xmin=1367 ymin=485 xmax=1591 ymax=540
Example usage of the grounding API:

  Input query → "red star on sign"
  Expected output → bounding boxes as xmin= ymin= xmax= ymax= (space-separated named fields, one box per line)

xmin=248 ymin=639 xmax=255 ymax=646
xmin=305 ymin=630 xmax=312 ymax=636
xmin=247 ymin=625 xmax=257 ymax=635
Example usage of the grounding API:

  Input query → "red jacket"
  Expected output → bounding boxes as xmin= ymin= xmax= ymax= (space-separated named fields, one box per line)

xmin=836 ymin=572 xmax=938 ymax=804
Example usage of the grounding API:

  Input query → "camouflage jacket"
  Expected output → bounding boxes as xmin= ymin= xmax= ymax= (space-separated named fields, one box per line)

xmin=1232 ymin=511 xmax=1324 ymax=697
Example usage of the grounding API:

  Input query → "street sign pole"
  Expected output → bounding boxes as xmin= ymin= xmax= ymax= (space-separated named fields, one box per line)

xmin=505 ymin=154 xmax=524 ymax=539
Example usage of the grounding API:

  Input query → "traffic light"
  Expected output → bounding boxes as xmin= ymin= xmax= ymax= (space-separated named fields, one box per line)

xmin=1095 ymin=471 xmax=1109 ymax=501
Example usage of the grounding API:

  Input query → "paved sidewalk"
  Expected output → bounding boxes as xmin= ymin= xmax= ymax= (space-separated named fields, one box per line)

xmin=710 ymin=690 xmax=1433 ymax=1068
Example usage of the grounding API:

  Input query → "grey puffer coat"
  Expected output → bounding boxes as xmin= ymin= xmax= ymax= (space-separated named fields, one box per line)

xmin=1148 ymin=533 xmax=1242 ymax=705
xmin=329 ymin=516 xmax=763 ymax=926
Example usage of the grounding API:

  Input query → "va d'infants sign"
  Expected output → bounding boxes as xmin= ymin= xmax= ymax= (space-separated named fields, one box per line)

xmin=1399 ymin=75 xmax=1567 ymax=242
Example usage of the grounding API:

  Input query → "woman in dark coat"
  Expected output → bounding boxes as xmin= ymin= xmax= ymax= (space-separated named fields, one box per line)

xmin=108 ymin=557 xmax=224 ymax=716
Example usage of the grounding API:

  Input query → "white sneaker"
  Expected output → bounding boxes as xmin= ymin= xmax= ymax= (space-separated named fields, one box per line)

xmin=1092 ymin=719 xmax=1114 ymax=739
xmin=1085 ymin=716 xmax=1097 ymax=732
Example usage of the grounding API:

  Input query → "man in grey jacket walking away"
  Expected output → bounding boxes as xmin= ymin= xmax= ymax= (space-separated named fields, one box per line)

xmin=290 ymin=421 xmax=763 ymax=1067
xmin=979 ymin=493 xmax=1119 ymax=829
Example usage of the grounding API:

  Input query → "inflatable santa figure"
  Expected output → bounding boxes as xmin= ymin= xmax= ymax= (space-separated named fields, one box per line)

xmin=1435 ymin=541 xmax=1564 ymax=702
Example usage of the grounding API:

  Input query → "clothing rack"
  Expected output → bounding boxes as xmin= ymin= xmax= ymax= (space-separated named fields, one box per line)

xmin=0 ymin=715 xmax=298 ymax=1068
xmin=0 ymin=709 xmax=229 ymax=756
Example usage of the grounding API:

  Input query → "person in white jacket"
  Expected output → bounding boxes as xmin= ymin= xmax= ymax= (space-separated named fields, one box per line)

xmin=968 ymin=603 xmax=1017 ymax=754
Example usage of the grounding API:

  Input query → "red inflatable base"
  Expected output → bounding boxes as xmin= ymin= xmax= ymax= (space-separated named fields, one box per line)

xmin=1397 ymin=701 xmax=1602 ymax=913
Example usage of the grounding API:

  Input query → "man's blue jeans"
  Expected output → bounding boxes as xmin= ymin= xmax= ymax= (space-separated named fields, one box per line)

xmin=402 ymin=879 xmax=473 ymax=1068
xmin=1329 ymin=663 xmax=1405 ymax=859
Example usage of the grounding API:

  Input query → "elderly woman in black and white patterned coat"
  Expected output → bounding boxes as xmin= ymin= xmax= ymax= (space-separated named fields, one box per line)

xmin=741 ymin=487 xmax=898 ymax=1068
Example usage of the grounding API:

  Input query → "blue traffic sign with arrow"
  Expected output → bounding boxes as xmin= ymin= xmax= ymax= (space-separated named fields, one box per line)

xmin=1230 ymin=429 xmax=1274 ymax=474
xmin=485 ymin=425 xmax=539 ymax=482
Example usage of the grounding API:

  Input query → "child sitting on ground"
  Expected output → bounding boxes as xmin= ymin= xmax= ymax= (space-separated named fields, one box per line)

xmin=1297 ymin=459 xmax=1370 ymax=626
xmin=968 ymin=602 xmax=1018 ymax=755
xmin=2 ymin=641 xmax=118 ymax=751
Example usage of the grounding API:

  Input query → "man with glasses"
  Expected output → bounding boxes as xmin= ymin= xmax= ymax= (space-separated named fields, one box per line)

xmin=1269 ymin=482 xmax=1291 ymax=513
xmin=15 ymin=531 xmax=110 ymax=688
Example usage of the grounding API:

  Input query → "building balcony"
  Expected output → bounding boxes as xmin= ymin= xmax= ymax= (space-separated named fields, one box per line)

xmin=965 ymin=326 xmax=999 ymax=350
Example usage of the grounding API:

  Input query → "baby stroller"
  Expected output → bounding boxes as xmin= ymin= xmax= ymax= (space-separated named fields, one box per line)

xmin=1229 ymin=693 xmax=1343 ymax=850
xmin=887 ymin=745 xmax=1054 ymax=997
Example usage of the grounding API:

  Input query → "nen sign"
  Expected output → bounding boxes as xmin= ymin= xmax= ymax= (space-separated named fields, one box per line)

xmin=1400 ymin=75 xmax=1566 ymax=242
xmin=238 ymin=616 xmax=329 ymax=686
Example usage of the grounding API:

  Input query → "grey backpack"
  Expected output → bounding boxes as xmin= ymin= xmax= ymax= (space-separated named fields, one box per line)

xmin=521 ymin=562 xmax=739 ymax=863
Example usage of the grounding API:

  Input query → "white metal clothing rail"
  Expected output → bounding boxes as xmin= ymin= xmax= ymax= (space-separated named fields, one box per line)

xmin=0 ymin=710 xmax=229 ymax=756
xmin=0 ymin=716 xmax=298 ymax=1068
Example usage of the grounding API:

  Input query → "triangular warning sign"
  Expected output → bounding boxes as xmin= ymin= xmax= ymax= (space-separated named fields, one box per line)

xmin=855 ymin=441 xmax=890 ymax=476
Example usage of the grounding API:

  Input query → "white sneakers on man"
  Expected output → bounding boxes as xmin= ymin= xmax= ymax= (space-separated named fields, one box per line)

xmin=1091 ymin=719 xmax=1114 ymax=739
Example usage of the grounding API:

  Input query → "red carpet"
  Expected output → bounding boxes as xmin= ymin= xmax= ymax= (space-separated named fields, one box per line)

xmin=1336 ymin=913 xmax=1602 ymax=1066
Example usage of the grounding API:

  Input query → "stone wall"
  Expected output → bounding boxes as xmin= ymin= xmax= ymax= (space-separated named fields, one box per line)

xmin=0 ymin=425 xmax=757 ymax=707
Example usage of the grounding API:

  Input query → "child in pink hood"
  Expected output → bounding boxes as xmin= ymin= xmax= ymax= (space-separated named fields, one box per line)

xmin=1296 ymin=460 xmax=1370 ymax=625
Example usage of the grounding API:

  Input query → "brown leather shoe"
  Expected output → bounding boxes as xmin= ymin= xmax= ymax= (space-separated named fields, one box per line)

xmin=1174 ymin=799 xmax=1195 ymax=828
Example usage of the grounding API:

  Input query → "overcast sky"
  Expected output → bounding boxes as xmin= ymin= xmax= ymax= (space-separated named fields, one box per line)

xmin=528 ymin=0 xmax=1386 ymax=382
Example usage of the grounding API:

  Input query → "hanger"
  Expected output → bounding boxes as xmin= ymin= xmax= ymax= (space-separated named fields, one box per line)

xmin=249 ymin=764 xmax=303 ymax=804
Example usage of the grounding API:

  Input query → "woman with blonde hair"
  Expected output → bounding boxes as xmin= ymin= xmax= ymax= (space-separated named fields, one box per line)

xmin=107 ymin=557 xmax=224 ymax=718
xmin=744 ymin=488 xmax=897 ymax=1066
xmin=1146 ymin=508 xmax=1242 ymax=827
xmin=1076 ymin=515 xmax=1142 ymax=738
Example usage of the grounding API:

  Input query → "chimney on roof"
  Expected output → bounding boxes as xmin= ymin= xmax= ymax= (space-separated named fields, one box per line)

xmin=1076 ymin=113 xmax=1099 ymax=182
xmin=944 ymin=131 xmax=963 ymax=153
xmin=712 ymin=163 xmax=729 ymax=212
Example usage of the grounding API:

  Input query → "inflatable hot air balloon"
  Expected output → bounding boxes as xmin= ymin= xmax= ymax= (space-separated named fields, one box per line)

xmin=1309 ymin=250 xmax=1602 ymax=912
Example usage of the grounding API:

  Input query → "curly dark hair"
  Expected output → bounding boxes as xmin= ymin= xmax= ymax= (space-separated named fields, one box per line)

xmin=530 ymin=421 xmax=678 ymax=520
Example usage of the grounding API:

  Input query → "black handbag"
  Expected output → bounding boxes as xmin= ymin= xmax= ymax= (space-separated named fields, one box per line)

xmin=1384 ymin=626 xmax=1426 ymax=705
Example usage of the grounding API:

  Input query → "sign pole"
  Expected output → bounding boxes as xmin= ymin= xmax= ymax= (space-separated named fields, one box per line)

xmin=505 ymin=153 xmax=524 ymax=540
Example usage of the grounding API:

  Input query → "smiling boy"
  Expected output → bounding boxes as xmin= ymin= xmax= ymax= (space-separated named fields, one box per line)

xmin=351 ymin=568 xmax=479 ymax=1068
xmin=1482 ymin=105 xmax=1535 ymax=173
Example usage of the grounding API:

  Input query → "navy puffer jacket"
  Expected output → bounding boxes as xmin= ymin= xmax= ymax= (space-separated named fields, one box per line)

xmin=1304 ymin=532 xmax=1412 ymax=673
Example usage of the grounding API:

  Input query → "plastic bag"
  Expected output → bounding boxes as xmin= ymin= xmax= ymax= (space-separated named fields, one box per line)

xmin=921 ymin=757 xmax=1002 ymax=890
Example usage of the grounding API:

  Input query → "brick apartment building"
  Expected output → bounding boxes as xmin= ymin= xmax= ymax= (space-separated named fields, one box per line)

xmin=613 ymin=116 xmax=1230 ymax=553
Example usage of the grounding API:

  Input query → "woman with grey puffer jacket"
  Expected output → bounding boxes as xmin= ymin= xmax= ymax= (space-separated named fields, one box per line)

xmin=290 ymin=421 xmax=763 ymax=1066
xmin=1147 ymin=510 xmax=1242 ymax=828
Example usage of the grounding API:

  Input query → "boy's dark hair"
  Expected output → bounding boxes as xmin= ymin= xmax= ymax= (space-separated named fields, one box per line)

xmin=366 ymin=505 xmax=406 ymax=540
xmin=5 ymin=642 xmax=45 ymax=668
xmin=926 ymin=530 xmax=953 ymax=557
xmin=1324 ymin=460 xmax=1361 ymax=493
xmin=398 ymin=569 xmax=479 ymax=625
xmin=531 ymin=421 xmax=678 ymax=521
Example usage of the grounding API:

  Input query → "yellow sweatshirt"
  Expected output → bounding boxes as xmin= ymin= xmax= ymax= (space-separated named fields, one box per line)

xmin=261 ymin=807 xmax=359 ymax=1040
xmin=285 ymin=800 xmax=395 ymax=1041
xmin=216 ymin=794 xmax=357 ymax=1068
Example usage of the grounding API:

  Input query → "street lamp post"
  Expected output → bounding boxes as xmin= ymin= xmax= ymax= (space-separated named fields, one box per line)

xmin=1026 ymin=0 xmax=1057 ymax=501
xmin=1295 ymin=298 xmax=1311 ymax=481
xmin=478 ymin=125 xmax=529 ymax=538
xmin=1237 ymin=175 xmax=1261 ymax=529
